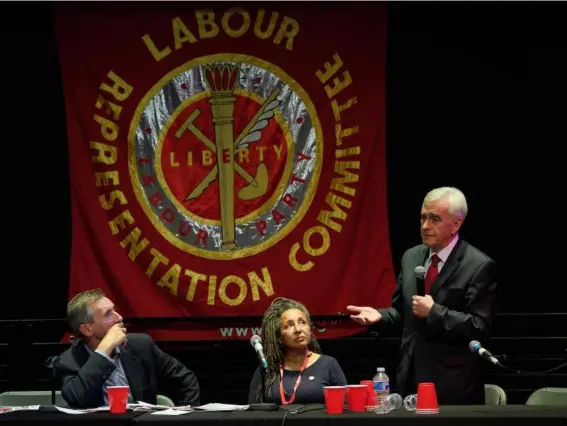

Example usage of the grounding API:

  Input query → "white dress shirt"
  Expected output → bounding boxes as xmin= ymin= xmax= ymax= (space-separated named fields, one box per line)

xmin=425 ymin=234 xmax=459 ymax=274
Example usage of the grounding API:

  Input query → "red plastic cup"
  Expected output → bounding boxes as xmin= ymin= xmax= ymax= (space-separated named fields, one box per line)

xmin=416 ymin=382 xmax=439 ymax=414
xmin=324 ymin=386 xmax=346 ymax=414
xmin=345 ymin=385 xmax=367 ymax=412
xmin=107 ymin=386 xmax=129 ymax=414
xmin=360 ymin=380 xmax=377 ymax=410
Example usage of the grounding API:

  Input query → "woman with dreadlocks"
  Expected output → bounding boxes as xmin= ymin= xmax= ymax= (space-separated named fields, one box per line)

xmin=247 ymin=297 xmax=347 ymax=404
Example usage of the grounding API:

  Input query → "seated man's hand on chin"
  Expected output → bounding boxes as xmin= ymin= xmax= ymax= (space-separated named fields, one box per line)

xmin=97 ymin=323 xmax=127 ymax=356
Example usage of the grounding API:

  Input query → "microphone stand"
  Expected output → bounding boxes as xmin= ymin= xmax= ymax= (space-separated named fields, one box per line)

xmin=249 ymin=363 xmax=277 ymax=411
xmin=51 ymin=367 xmax=56 ymax=405
xmin=45 ymin=356 xmax=60 ymax=405
xmin=260 ymin=366 xmax=266 ymax=404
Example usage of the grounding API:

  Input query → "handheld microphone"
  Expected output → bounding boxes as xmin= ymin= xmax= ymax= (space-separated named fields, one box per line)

xmin=250 ymin=335 xmax=268 ymax=369
xmin=415 ymin=266 xmax=426 ymax=296
xmin=469 ymin=340 xmax=500 ymax=365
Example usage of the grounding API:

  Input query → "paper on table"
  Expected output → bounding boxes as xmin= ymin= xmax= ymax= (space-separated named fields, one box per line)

xmin=150 ymin=408 xmax=192 ymax=416
xmin=54 ymin=406 xmax=110 ymax=414
xmin=130 ymin=402 xmax=176 ymax=410
xmin=194 ymin=403 xmax=249 ymax=412
xmin=0 ymin=405 xmax=41 ymax=414
xmin=51 ymin=401 xmax=194 ymax=415
xmin=131 ymin=401 xmax=193 ymax=411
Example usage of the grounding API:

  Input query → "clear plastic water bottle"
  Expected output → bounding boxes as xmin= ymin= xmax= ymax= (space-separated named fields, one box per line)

xmin=373 ymin=367 xmax=390 ymax=414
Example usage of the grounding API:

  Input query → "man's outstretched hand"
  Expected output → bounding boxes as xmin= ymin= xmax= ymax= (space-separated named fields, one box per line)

xmin=346 ymin=305 xmax=382 ymax=325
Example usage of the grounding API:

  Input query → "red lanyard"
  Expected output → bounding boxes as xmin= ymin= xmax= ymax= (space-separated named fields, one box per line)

xmin=279 ymin=351 xmax=312 ymax=405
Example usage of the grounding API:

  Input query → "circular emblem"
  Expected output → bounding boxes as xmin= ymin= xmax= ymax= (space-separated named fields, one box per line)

xmin=129 ymin=54 xmax=323 ymax=260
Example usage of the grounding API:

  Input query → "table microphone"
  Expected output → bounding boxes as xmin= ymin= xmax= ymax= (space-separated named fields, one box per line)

xmin=415 ymin=266 xmax=426 ymax=296
xmin=250 ymin=335 xmax=268 ymax=369
xmin=249 ymin=335 xmax=277 ymax=410
xmin=469 ymin=340 xmax=500 ymax=365
xmin=469 ymin=341 xmax=567 ymax=374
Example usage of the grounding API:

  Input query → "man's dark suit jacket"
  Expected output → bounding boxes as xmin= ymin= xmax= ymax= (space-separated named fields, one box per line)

xmin=55 ymin=333 xmax=200 ymax=408
xmin=378 ymin=238 xmax=498 ymax=405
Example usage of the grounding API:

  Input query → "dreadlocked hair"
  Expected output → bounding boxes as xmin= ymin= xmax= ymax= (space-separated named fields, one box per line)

xmin=256 ymin=297 xmax=322 ymax=402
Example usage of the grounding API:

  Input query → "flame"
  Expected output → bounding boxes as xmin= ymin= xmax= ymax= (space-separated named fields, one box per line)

xmin=204 ymin=64 xmax=240 ymax=94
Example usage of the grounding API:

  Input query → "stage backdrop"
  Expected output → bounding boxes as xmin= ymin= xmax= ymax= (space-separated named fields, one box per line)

xmin=53 ymin=2 xmax=394 ymax=340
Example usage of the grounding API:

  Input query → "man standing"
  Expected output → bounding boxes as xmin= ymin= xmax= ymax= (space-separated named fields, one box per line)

xmin=347 ymin=187 xmax=498 ymax=405
xmin=55 ymin=289 xmax=200 ymax=408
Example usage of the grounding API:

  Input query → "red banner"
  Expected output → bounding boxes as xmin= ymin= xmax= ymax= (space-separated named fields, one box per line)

xmin=54 ymin=2 xmax=394 ymax=340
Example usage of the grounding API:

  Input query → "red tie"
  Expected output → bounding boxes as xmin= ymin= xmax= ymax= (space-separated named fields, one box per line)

xmin=424 ymin=254 xmax=440 ymax=294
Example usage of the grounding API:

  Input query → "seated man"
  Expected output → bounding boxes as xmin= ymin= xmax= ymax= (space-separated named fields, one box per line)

xmin=55 ymin=289 xmax=200 ymax=408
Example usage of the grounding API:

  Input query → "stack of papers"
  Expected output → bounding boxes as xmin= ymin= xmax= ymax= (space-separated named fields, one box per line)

xmin=148 ymin=403 xmax=249 ymax=415
xmin=131 ymin=402 xmax=192 ymax=411
xmin=194 ymin=403 xmax=249 ymax=411
xmin=54 ymin=406 xmax=109 ymax=414
xmin=51 ymin=402 xmax=194 ymax=415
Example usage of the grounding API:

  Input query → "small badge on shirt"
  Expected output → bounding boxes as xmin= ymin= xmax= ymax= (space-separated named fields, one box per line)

xmin=309 ymin=376 xmax=315 ymax=381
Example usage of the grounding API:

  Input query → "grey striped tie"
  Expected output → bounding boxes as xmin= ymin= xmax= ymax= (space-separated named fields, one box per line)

xmin=104 ymin=352 xmax=134 ymax=404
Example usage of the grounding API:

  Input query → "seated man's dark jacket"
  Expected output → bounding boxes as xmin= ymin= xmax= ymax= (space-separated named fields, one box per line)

xmin=55 ymin=333 xmax=200 ymax=408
